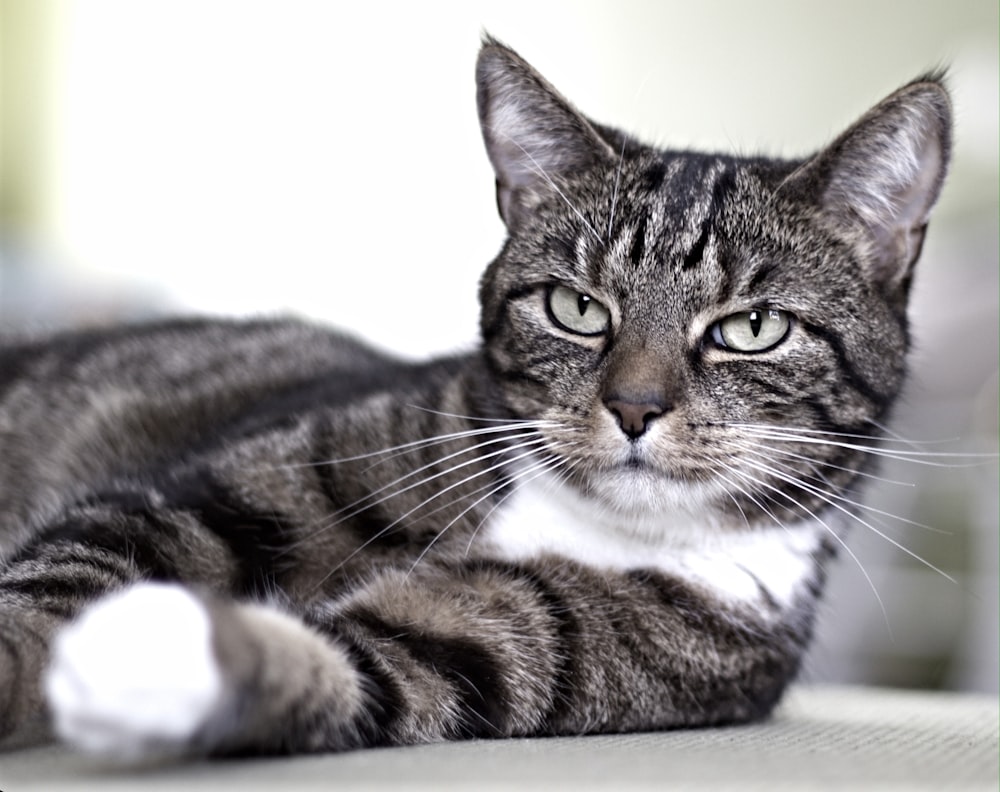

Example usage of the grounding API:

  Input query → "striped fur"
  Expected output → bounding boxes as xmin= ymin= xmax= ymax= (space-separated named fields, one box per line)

xmin=0 ymin=39 xmax=950 ymax=758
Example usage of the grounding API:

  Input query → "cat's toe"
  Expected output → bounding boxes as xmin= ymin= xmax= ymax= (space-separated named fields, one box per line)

xmin=45 ymin=582 xmax=224 ymax=760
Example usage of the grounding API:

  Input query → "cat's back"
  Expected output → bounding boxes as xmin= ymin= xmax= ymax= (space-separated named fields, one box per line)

xmin=0 ymin=317 xmax=409 ymax=552
xmin=1 ymin=316 xmax=391 ymax=387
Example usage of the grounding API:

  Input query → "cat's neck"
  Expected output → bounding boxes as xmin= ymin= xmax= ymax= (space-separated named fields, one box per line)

xmin=480 ymin=468 xmax=827 ymax=619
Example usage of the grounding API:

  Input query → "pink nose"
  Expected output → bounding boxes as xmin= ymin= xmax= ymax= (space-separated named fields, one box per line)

xmin=604 ymin=399 xmax=665 ymax=440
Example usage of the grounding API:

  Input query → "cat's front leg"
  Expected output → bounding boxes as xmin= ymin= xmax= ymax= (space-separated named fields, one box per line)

xmin=45 ymin=558 xmax=807 ymax=759
xmin=46 ymin=582 xmax=370 ymax=759
xmin=309 ymin=559 xmax=804 ymax=748
xmin=46 ymin=583 xmax=227 ymax=758
xmin=0 ymin=495 xmax=240 ymax=748
xmin=0 ymin=525 xmax=145 ymax=747
xmin=323 ymin=559 xmax=808 ymax=741
xmin=43 ymin=569 xmax=560 ymax=758
xmin=0 ymin=604 xmax=63 ymax=747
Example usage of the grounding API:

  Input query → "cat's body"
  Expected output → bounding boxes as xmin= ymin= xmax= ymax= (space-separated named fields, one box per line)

xmin=0 ymin=39 xmax=950 ymax=758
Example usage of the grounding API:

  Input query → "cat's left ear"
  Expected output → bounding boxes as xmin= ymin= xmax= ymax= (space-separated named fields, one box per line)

xmin=791 ymin=74 xmax=952 ymax=293
xmin=476 ymin=37 xmax=616 ymax=231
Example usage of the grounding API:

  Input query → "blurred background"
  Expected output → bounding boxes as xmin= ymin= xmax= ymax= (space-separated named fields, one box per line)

xmin=1 ymin=0 xmax=996 ymax=693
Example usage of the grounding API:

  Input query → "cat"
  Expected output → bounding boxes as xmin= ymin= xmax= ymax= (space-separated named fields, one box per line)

xmin=0 ymin=37 xmax=951 ymax=759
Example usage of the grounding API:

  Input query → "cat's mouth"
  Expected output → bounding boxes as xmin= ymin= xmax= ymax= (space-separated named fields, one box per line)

xmin=580 ymin=462 xmax=721 ymax=524
xmin=619 ymin=447 xmax=671 ymax=476
xmin=607 ymin=452 xmax=676 ymax=485
xmin=601 ymin=447 xmax=711 ymax=491
xmin=618 ymin=456 xmax=665 ymax=476
xmin=623 ymin=454 xmax=647 ymax=470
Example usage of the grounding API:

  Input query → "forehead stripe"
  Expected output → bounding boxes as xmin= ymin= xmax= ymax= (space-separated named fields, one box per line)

xmin=629 ymin=213 xmax=649 ymax=267
xmin=682 ymin=223 xmax=710 ymax=270
xmin=681 ymin=166 xmax=736 ymax=271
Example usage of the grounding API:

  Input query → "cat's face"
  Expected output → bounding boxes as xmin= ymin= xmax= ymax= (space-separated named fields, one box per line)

xmin=475 ymin=40 xmax=950 ymax=532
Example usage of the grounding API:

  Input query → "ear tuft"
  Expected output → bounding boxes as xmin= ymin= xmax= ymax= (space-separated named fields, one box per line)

xmin=476 ymin=38 xmax=614 ymax=229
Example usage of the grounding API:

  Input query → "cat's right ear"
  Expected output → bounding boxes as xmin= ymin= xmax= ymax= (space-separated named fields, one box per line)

xmin=476 ymin=37 xmax=614 ymax=230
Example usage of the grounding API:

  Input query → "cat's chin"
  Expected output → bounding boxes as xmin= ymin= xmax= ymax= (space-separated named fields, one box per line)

xmin=583 ymin=469 xmax=725 ymax=527
xmin=484 ymin=467 xmax=745 ymax=566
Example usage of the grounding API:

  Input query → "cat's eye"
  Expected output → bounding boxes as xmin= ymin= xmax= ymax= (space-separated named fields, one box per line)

xmin=547 ymin=286 xmax=611 ymax=336
xmin=712 ymin=309 xmax=790 ymax=352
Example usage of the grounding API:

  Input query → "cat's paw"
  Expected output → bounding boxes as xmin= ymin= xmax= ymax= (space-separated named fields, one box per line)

xmin=45 ymin=582 xmax=225 ymax=760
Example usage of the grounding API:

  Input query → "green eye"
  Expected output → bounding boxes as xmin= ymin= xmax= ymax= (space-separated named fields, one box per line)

xmin=712 ymin=309 xmax=790 ymax=352
xmin=547 ymin=286 xmax=611 ymax=336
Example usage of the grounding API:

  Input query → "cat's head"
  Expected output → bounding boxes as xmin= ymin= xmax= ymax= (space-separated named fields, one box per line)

xmin=474 ymin=38 xmax=951 ymax=534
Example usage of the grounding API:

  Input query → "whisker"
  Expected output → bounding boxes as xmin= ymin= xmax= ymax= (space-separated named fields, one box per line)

xmin=714 ymin=470 xmax=774 ymax=531
xmin=316 ymin=431 xmax=547 ymax=529
xmin=463 ymin=453 xmax=579 ymax=557
xmin=405 ymin=406 xmax=559 ymax=427
xmin=734 ymin=425 xmax=988 ymax=467
xmin=738 ymin=454 xmax=955 ymax=583
xmin=727 ymin=464 xmax=891 ymax=633
xmin=283 ymin=432 xmax=552 ymax=559
xmin=380 ymin=440 xmax=575 ymax=539
xmin=313 ymin=442 xmax=572 ymax=588
xmin=753 ymin=443 xmax=916 ymax=489
xmin=408 ymin=453 xmax=572 ymax=575
xmin=738 ymin=445 xmax=947 ymax=535
xmin=379 ymin=442 xmax=574 ymax=539
xmin=277 ymin=420 xmax=553 ymax=470
xmin=356 ymin=424 xmax=549 ymax=474
xmin=864 ymin=417 xmax=964 ymax=452
xmin=731 ymin=421 xmax=949 ymax=446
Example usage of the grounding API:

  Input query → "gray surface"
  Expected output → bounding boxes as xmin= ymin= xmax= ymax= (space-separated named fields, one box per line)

xmin=1 ymin=685 xmax=997 ymax=790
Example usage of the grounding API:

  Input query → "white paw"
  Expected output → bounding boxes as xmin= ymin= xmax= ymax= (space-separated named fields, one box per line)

xmin=45 ymin=582 xmax=225 ymax=760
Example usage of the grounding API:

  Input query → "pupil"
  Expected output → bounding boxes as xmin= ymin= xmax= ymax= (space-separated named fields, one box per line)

xmin=749 ymin=310 xmax=762 ymax=337
xmin=577 ymin=294 xmax=591 ymax=316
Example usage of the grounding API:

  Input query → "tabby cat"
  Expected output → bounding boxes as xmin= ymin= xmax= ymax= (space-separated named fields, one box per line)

xmin=0 ymin=38 xmax=951 ymax=759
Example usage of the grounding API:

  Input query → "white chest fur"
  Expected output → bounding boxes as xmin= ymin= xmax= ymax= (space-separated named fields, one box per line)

xmin=482 ymin=474 xmax=823 ymax=615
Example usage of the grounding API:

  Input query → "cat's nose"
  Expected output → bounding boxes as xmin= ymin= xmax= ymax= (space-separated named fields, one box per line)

xmin=603 ymin=398 xmax=666 ymax=440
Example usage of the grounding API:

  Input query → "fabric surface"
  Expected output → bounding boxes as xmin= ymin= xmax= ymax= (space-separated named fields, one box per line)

xmin=1 ymin=685 xmax=997 ymax=790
